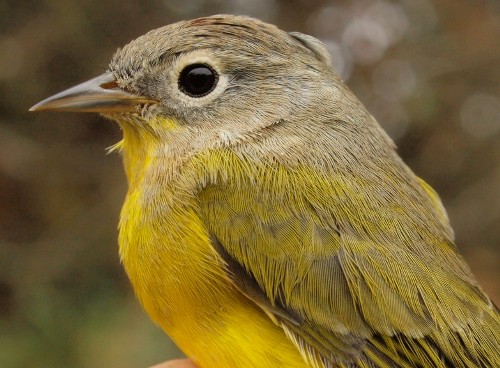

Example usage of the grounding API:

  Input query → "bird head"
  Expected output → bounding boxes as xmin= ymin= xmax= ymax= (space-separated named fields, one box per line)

xmin=29 ymin=15 xmax=353 ymax=148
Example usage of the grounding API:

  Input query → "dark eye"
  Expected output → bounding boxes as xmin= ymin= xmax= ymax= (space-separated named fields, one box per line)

xmin=178 ymin=64 xmax=218 ymax=97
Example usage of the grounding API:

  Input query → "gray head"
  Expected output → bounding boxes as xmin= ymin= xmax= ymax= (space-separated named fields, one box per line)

xmin=106 ymin=15 xmax=344 ymax=134
xmin=30 ymin=14 xmax=390 ymax=163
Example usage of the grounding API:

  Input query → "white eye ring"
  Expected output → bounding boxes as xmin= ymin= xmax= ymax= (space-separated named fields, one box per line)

xmin=170 ymin=50 xmax=228 ymax=107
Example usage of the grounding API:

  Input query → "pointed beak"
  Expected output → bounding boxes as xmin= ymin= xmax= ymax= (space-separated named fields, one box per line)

xmin=29 ymin=72 xmax=156 ymax=113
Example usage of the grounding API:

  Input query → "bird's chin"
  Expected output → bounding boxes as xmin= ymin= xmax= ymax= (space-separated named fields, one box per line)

xmin=100 ymin=112 xmax=148 ymax=128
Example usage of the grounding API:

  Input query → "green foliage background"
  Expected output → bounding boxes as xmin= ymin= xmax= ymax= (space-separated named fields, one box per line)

xmin=0 ymin=0 xmax=498 ymax=367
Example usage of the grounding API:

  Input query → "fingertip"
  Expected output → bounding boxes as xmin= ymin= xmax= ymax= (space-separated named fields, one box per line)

xmin=149 ymin=358 xmax=197 ymax=368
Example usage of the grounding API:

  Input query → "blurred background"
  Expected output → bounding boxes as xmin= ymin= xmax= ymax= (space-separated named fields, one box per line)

xmin=0 ymin=0 xmax=499 ymax=367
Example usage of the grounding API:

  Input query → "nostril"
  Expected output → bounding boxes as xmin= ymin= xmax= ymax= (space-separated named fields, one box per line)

xmin=100 ymin=80 xmax=119 ymax=90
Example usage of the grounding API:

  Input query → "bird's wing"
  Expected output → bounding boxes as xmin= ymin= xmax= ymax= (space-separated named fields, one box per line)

xmin=196 ymin=159 xmax=500 ymax=368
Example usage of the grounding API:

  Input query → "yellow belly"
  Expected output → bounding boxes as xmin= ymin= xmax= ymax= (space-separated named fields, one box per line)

xmin=118 ymin=190 xmax=306 ymax=368
xmin=172 ymin=294 xmax=306 ymax=368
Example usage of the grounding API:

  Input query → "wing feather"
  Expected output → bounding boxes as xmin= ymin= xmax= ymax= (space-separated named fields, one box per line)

xmin=196 ymin=155 xmax=500 ymax=367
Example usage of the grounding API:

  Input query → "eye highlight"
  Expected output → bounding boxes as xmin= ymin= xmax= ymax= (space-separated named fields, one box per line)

xmin=178 ymin=64 xmax=218 ymax=97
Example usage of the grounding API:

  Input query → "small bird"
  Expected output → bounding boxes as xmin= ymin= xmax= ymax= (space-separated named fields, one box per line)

xmin=31 ymin=15 xmax=499 ymax=368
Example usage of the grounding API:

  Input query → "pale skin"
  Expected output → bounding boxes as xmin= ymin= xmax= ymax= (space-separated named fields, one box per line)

xmin=150 ymin=359 xmax=197 ymax=368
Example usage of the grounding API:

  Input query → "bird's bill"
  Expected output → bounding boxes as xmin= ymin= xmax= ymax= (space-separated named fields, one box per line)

xmin=29 ymin=72 xmax=156 ymax=113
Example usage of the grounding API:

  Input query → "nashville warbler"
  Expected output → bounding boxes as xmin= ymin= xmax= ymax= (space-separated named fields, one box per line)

xmin=30 ymin=15 xmax=499 ymax=368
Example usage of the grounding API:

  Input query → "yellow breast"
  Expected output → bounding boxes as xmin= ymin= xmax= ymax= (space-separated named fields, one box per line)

xmin=117 ymin=133 xmax=305 ymax=367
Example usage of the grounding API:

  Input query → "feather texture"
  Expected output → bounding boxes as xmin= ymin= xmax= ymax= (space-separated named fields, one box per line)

xmin=192 ymin=148 xmax=500 ymax=367
xmin=34 ymin=14 xmax=500 ymax=367
xmin=101 ymin=15 xmax=499 ymax=367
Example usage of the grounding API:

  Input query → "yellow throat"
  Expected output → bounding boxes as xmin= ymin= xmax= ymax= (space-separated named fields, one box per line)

xmin=116 ymin=118 xmax=305 ymax=367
